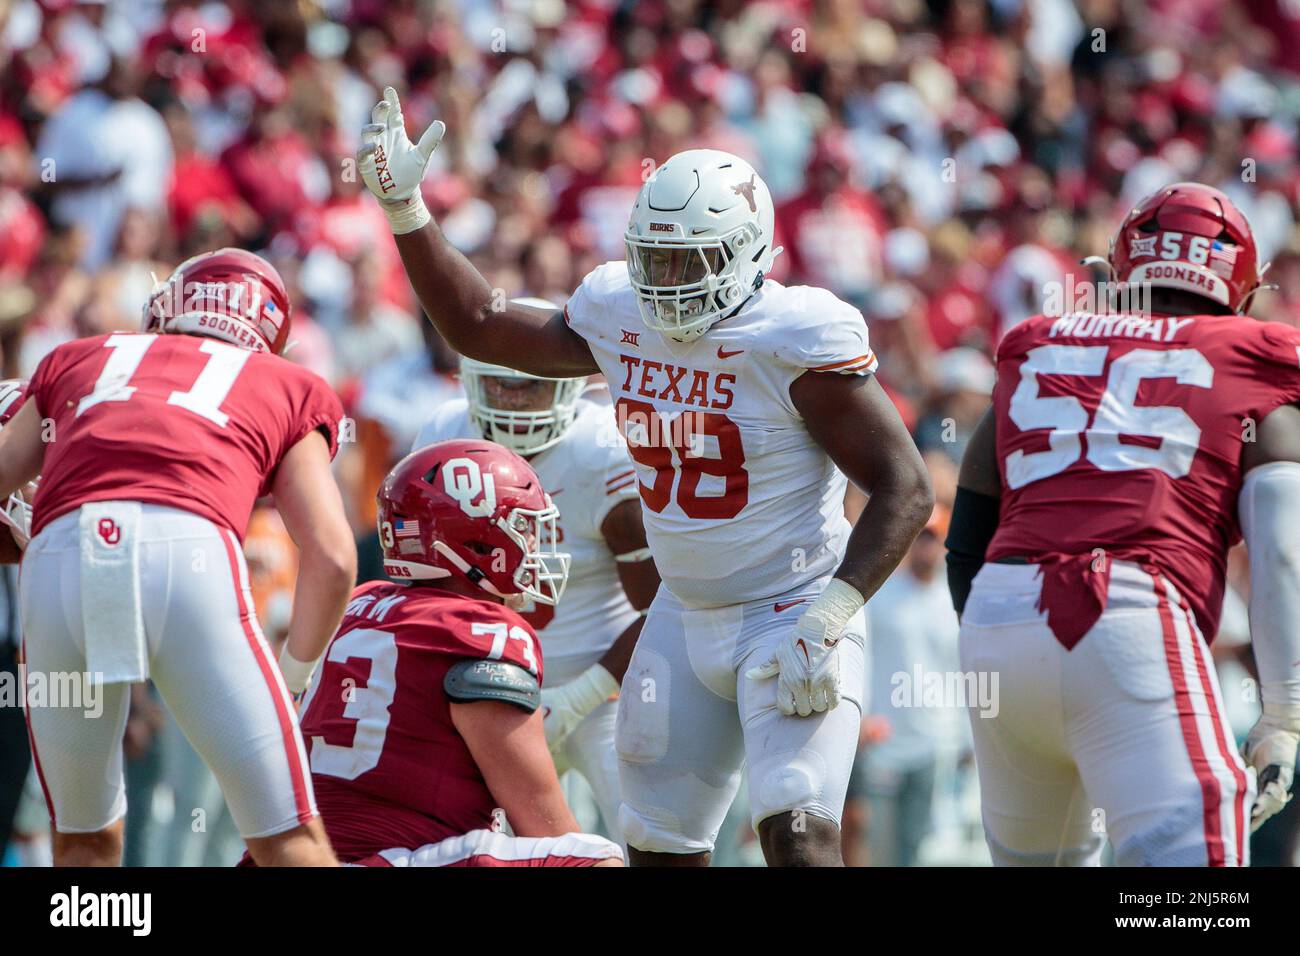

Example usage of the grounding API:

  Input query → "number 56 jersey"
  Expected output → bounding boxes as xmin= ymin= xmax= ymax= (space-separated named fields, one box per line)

xmin=564 ymin=262 xmax=876 ymax=608
xmin=987 ymin=310 xmax=1300 ymax=643
xmin=27 ymin=332 xmax=343 ymax=541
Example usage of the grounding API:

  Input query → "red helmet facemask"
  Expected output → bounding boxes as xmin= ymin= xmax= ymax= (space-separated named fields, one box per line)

xmin=377 ymin=439 xmax=570 ymax=606
xmin=1105 ymin=182 xmax=1264 ymax=314
xmin=142 ymin=247 xmax=293 ymax=354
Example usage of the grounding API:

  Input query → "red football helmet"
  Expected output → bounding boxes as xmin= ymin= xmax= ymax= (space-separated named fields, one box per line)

xmin=142 ymin=247 xmax=292 ymax=354
xmin=0 ymin=379 xmax=35 ymax=544
xmin=377 ymin=439 xmax=570 ymax=606
xmin=1108 ymin=182 xmax=1263 ymax=313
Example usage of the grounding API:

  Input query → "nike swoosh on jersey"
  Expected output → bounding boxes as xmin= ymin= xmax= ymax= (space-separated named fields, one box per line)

xmin=717 ymin=346 xmax=744 ymax=359
xmin=774 ymin=599 xmax=807 ymax=613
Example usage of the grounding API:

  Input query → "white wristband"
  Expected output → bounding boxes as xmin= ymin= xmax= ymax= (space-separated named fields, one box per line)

xmin=380 ymin=193 xmax=431 ymax=235
xmin=807 ymin=578 xmax=866 ymax=644
xmin=564 ymin=664 xmax=620 ymax=715
xmin=615 ymin=547 xmax=653 ymax=563
xmin=1260 ymin=694 xmax=1300 ymax=731
xmin=278 ymin=646 xmax=320 ymax=696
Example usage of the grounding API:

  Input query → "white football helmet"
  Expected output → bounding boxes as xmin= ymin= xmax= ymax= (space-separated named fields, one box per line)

xmin=625 ymin=149 xmax=780 ymax=342
xmin=461 ymin=299 xmax=586 ymax=456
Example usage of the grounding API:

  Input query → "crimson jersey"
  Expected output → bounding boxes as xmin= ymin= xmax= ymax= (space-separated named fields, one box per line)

xmin=299 ymin=581 xmax=544 ymax=862
xmin=28 ymin=332 xmax=342 ymax=540
xmin=988 ymin=311 xmax=1300 ymax=646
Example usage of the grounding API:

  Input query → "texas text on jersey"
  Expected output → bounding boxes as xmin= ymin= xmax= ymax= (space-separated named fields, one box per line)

xmin=564 ymin=261 xmax=876 ymax=608
xmin=988 ymin=309 xmax=1300 ymax=647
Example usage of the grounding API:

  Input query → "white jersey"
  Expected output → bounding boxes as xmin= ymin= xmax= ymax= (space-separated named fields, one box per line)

xmin=563 ymin=261 xmax=876 ymax=608
xmin=413 ymin=397 xmax=641 ymax=685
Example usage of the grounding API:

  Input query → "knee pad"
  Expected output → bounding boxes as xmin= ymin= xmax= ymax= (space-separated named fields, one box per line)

xmin=749 ymin=747 xmax=835 ymax=829
xmin=614 ymin=647 xmax=670 ymax=765
xmin=618 ymin=798 xmax=714 ymax=855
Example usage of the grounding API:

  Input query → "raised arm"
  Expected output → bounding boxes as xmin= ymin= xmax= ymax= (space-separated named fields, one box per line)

xmin=358 ymin=88 xmax=597 ymax=377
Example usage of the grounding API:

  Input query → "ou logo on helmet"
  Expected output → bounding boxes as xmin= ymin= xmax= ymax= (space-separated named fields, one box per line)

xmin=444 ymin=457 xmax=497 ymax=518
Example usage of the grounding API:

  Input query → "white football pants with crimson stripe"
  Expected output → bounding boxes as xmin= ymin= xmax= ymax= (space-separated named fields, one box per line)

xmin=960 ymin=560 xmax=1252 ymax=867
xmin=20 ymin=504 xmax=316 ymax=838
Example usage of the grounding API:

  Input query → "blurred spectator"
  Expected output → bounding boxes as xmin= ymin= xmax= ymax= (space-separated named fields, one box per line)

xmin=916 ymin=347 xmax=996 ymax=464
xmin=849 ymin=504 xmax=968 ymax=867
xmin=34 ymin=56 xmax=172 ymax=270
xmin=332 ymin=251 xmax=422 ymax=381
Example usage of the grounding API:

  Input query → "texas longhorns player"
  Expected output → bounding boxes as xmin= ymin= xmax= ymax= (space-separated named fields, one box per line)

xmin=413 ymin=339 xmax=659 ymax=844
xmin=358 ymin=90 xmax=933 ymax=866
xmin=296 ymin=439 xmax=622 ymax=866
xmin=948 ymin=183 xmax=1300 ymax=866
xmin=0 ymin=248 xmax=356 ymax=867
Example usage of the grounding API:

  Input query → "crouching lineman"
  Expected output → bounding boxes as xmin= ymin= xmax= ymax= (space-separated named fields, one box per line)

xmin=295 ymin=439 xmax=624 ymax=866
xmin=0 ymin=248 xmax=356 ymax=866
xmin=413 ymin=315 xmax=659 ymax=842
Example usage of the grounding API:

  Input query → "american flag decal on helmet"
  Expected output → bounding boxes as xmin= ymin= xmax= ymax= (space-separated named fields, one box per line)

xmin=394 ymin=518 xmax=420 ymax=538
xmin=1208 ymin=240 xmax=1239 ymax=278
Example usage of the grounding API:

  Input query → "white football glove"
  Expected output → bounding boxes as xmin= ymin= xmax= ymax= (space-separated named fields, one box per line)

xmin=357 ymin=86 xmax=446 ymax=235
xmin=746 ymin=579 xmax=864 ymax=718
xmin=541 ymin=664 xmax=619 ymax=757
xmin=1243 ymin=703 xmax=1300 ymax=833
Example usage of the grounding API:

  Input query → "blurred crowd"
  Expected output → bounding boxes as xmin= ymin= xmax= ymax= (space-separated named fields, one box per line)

xmin=1 ymin=0 xmax=1299 ymax=865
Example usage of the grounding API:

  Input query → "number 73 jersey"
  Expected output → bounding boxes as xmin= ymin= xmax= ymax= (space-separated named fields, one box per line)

xmin=27 ymin=332 xmax=343 ymax=541
xmin=987 ymin=310 xmax=1300 ymax=641
xmin=564 ymin=262 xmax=876 ymax=608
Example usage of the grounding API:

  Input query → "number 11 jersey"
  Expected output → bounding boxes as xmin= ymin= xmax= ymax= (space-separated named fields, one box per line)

xmin=563 ymin=261 xmax=876 ymax=608
xmin=988 ymin=310 xmax=1300 ymax=642
xmin=28 ymin=331 xmax=343 ymax=540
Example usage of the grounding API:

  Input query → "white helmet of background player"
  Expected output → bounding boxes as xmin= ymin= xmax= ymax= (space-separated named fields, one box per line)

xmin=625 ymin=149 xmax=781 ymax=342
xmin=461 ymin=298 xmax=586 ymax=456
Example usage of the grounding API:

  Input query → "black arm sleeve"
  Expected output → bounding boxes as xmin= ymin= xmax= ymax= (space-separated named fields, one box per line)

xmin=945 ymin=485 xmax=1001 ymax=615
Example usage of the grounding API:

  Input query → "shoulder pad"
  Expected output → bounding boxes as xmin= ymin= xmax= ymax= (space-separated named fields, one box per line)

xmin=444 ymin=658 xmax=541 ymax=712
